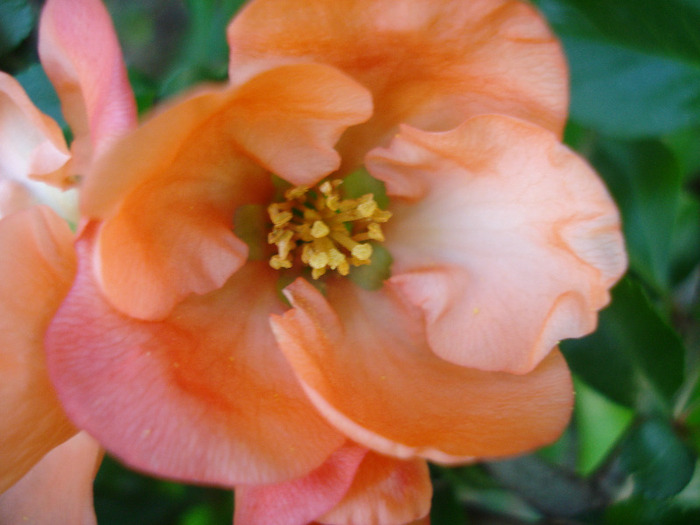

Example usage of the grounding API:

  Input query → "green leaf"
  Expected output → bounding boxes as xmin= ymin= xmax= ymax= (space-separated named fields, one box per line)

xmin=566 ymin=37 xmax=700 ymax=138
xmin=620 ymin=418 xmax=695 ymax=499
xmin=485 ymin=456 xmax=605 ymax=517
xmin=605 ymin=496 xmax=700 ymax=525
xmin=574 ymin=377 xmax=635 ymax=476
xmin=552 ymin=0 xmax=700 ymax=67
xmin=15 ymin=63 xmax=65 ymax=128
xmin=562 ymin=278 xmax=685 ymax=411
xmin=0 ymin=0 xmax=34 ymax=56
xmin=591 ymin=140 xmax=683 ymax=292
xmin=534 ymin=0 xmax=700 ymax=138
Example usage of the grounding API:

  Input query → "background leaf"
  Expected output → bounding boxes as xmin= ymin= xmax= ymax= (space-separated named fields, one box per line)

xmin=563 ymin=278 xmax=685 ymax=410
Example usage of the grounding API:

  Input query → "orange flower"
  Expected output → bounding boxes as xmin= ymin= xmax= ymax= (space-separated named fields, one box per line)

xmin=43 ymin=0 xmax=626 ymax=522
xmin=0 ymin=0 xmax=136 ymax=520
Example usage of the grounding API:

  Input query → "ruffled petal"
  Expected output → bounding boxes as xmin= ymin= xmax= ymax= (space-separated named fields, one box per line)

xmin=0 ymin=206 xmax=77 ymax=492
xmin=272 ymin=278 xmax=574 ymax=462
xmin=228 ymin=0 xmax=567 ymax=166
xmin=80 ymin=64 xmax=370 ymax=320
xmin=234 ymin=444 xmax=368 ymax=525
xmin=38 ymin=0 xmax=137 ymax=173
xmin=319 ymin=453 xmax=431 ymax=525
xmin=0 ymin=432 xmax=101 ymax=525
xmin=0 ymin=72 xmax=71 ymax=193
xmin=366 ymin=116 xmax=627 ymax=374
xmin=46 ymin=234 xmax=345 ymax=486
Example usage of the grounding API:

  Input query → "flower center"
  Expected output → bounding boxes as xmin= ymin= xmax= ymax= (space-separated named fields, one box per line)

xmin=267 ymin=179 xmax=392 ymax=279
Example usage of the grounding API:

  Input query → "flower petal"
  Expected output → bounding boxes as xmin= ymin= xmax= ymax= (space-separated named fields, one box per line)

xmin=0 ymin=432 xmax=101 ymax=525
xmin=0 ymin=72 xmax=71 ymax=194
xmin=234 ymin=444 xmax=368 ymax=525
xmin=80 ymin=64 xmax=371 ymax=320
xmin=228 ymin=0 xmax=568 ymax=166
xmin=38 ymin=0 xmax=137 ymax=173
xmin=272 ymin=278 xmax=574 ymax=462
xmin=319 ymin=453 xmax=432 ymax=525
xmin=366 ymin=116 xmax=627 ymax=374
xmin=0 ymin=206 xmax=77 ymax=492
xmin=46 ymin=235 xmax=345 ymax=486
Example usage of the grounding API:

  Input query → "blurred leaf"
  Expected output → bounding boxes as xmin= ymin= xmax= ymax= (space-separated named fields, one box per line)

xmin=0 ymin=0 xmax=34 ymax=56
xmin=575 ymin=377 xmax=635 ymax=476
xmin=160 ymin=0 xmax=245 ymax=96
xmin=430 ymin=478 xmax=469 ymax=525
xmin=591 ymin=140 xmax=682 ymax=292
xmin=534 ymin=0 xmax=700 ymax=138
xmin=552 ymin=0 xmax=700 ymax=66
xmin=95 ymin=456 xmax=232 ymax=525
xmin=567 ymin=39 xmax=700 ymax=138
xmin=619 ymin=418 xmax=695 ymax=499
xmin=605 ymin=496 xmax=700 ymax=525
xmin=664 ymin=127 xmax=700 ymax=180
xmin=128 ymin=68 xmax=158 ymax=115
xmin=563 ymin=278 xmax=685 ymax=410
xmin=485 ymin=456 xmax=605 ymax=517
xmin=15 ymin=63 xmax=65 ymax=127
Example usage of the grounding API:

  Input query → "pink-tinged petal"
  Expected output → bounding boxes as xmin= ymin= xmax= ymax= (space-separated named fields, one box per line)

xmin=39 ymin=0 xmax=137 ymax=172
xmin=272 ymin=278 xmax=574 ymax=462
xmin=79 ymin=64 xmax=370 ymax=320
xmin=0 ymin=432 xmax=101 ymax=525
xmin=319 ymin=453 xmax=431 ymax=525
xmin=366 ymin=116 xmax=627 ymax=374
xmin=0 ymin=206 xmax=77 ymax=492
xmin=235 ymin=444 xmax=368 ymax=525
xmin=228 ymin=0 xmax=567 ymax=166
xmin=46 ymin=235 xmax=345 ymax=486
xmin=0 ymin=72 xmax=71 ymax=191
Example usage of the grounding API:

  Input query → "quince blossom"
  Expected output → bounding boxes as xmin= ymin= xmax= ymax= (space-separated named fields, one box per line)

xmin=0 ymin=0 xmax=136 ymax=521
xmin=35 ymin=0 xmax=626 ymax=523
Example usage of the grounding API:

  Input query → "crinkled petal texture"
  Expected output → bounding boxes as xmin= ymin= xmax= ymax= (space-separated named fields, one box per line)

xmin=366 ymin=115 xmax=627 ymax=374
xmin=46 ymin=232 xmax=345 ymax=486
xmin=234 ymin=444 xmax=368 ymax=525
xmin=272 ymin=277 xmax=574 ymax=462
xmin=0 ymin=72 xmax=75 ymax=218
xmin=235 ymin=444 xmax=431 ymax=525
xmin=78 ymin=64 xmax=371 ymax=320
xmin=0 ymin=206 xmax=77 ymax=493
xmin=228 ymin=0 xmax=568 ymax=166
xmin=318 ymin=452 xmax=431 ymax=525
xmin=0 ymin=432 xmax=101 ymax=525
xmin=39 ymin=0 xmax=137 ymax=175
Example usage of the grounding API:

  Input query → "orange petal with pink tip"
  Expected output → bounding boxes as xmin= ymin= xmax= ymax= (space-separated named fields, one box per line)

xmin=0 ymin=432 xmax=101 ymax=525
xmin=80 ymin=64 xmax=371 ymax=320
xmin=272 ymin=278 xmax=573 ymax=462
xmin=234 ymin=444 xmax=368 ymax=525
xmin=46 ymin=234 xmax=345 ymax=486
xmin=0 ymin=206 xmax=77 ymax=493
xmin=39 ymin=0 xmax=137 ymax=174
xmin=0 ymin=72 xmax=71 ymax=193
xmin=366 ymin=115 xmax=627 ymax=374
xmin=228 ymin=0 xmax=568 ymax=167
xmin=319 ymin=453 xmax=432 ymax=525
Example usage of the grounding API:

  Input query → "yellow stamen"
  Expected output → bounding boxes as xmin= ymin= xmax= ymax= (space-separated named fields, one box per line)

xmin=266 ymin=179 xmax=391 ymax=278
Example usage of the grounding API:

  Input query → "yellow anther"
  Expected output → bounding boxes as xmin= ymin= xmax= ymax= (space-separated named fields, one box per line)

xmin=285 ymin=185 xmax=308 ymax=199
xmin=267 ymin=178 xmax=392 ymax=279
xmin=351 ymin=243 xmax=373 ymax=261
xmin=308 ymin=250 xmax=329 ymax=270
xmin=310 ymin=220 xmax=330 ymax=238
xmin=270 ymin=254 xmax=293 ymax=269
